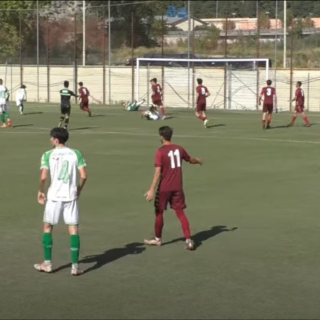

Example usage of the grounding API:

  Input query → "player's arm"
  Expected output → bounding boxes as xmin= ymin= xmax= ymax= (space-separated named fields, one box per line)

xmin=259 ymin=89 xmax=264 ymax=105
xmin=38 ymin=153 xmax=49 ymax=204
xmin=206 ymin=88 xmax=211 ymax=98
xmin=76 ymin=151 xmax=87 ymax=198
xmin=145 ymin=150 xmax=161 ymax=201
xmin=5 ymin=88 xmax=10 ymax=101
xmin=183 ymin=149 xmax=202 ymax=165
xmin=69 ymin=90 xmax=78 ymax=98
xmin=77 ymin=167 xmax=87 ymax=198
xmin=38 ymin=168 xmax=48 ymax=205
xmin=292 ymin=91 xmax=297 ymax=102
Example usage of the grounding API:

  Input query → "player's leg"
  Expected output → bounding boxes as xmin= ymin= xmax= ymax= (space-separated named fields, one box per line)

xmin=34 ymin=201 xmax=63 ymax=273
xmin=0 ymin=105 xmax=6 ymax=128
xmin=301 ymin=109 xmax=310 ymax=127
xmin=266 ymin=105 xmax=273 ymax=129
xmin=288 ymin=108 xmax=298 ymax=126
xmin=80 ymin=101 xmax=91 ymax=116
xmin=262 ymin=104 xmax=268 ymax=129
xmin=63 ymin=106 xmax=71 ymax=130
xmin=64 ymin=201 xmax=83 ymax=276
xmin=196 ymin=104 xmax=207 ymax=125
xmin=3 ymin=104 xmax=11 ymax=127
xmin=171 ymin=191 xmax=194 ymax=250
xmin=144 ymin=191 xmax=168 ymax=246
xmin=59 ymin=105 xmax=66 ymax=127
xmin=16 ymin=99 xmax=23 ymax=115
xmin=135 ymin=98 xmax=145 ymax=109
xmin=158 ymin=101 xmax=166 ymax=119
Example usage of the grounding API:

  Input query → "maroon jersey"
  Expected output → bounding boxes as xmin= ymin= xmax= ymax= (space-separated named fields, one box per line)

xmin=196 ymin=85 xmax=208 ymax=104
xmin=295 ymin=88 xmax=304 ymax=106
xmin=261 ymin=86 xmax=276 ymax=105
xmin=155 ymin=144 xmax=190 ymax=192
xmin=79 ymin=87 xmax=90 ymax=102
xmin=152 ymin=84 xmax=162 ymax=101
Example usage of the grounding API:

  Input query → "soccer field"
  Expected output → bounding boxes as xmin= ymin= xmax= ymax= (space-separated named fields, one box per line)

xmin=1 ymin=104 xmax=320 ymax=319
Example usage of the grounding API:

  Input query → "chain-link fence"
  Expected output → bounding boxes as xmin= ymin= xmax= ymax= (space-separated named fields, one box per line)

xmin=0 ymin=1 xmax=320 ymax=111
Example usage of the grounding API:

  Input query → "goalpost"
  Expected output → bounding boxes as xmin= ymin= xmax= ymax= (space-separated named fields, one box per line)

xmin=136 ymin=58 xmax=270 ymax=110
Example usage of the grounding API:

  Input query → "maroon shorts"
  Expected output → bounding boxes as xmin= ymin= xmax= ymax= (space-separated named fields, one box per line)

xmin=295 ymin=105 xmax=304 ymax=113
xmin=80 ymin=101 xmax=89 ymax=109
xmin=154 ymin=190 xmax=186 ymax=211
xmin=197 ymin=102 xmax=206 ymax=112
xmin=263 ymin=104 xmax=273 ymax=113
xmin=152 ymin=99 xmax=162 ymax=107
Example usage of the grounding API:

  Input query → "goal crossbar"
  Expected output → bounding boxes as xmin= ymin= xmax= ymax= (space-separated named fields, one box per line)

xmin=136 ymin=58 xmax=270 ymax=101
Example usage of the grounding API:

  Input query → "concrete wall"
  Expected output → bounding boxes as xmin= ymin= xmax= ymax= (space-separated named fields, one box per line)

xmin=1 ymin=64 xmax=320 ymax=112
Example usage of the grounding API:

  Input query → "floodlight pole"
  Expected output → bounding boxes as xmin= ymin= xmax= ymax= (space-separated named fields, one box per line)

xmin=83 ymin=0 xmax=86 ymax=66
xmin=283 ymin=0 xmax=287 ymax=68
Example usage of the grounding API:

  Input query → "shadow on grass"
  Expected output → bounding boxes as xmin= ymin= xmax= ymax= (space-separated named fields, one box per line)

xmin=162 ymin=225 xmax=238 ymax=249
xmin=207 ymin=124 xmax=226 ymax=129
xmin=24 ymin=112 xmax=43 ymax=115
xmin=69 ymin=126 xmax=99 ymax=131
xmin=91 ymin=114 xmax=106 ymax=118
xmin=53 ymin=242 xmax=145 ymax=274
xmin=13 ymin=124 xmax=33 ymax=128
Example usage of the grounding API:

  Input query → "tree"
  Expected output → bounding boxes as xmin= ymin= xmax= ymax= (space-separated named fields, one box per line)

xmin=257 ymin=12 xmax=270 ymax=29
xmin=222 ymin=20 xmax=236 ymax=31
xmin=302 ymin=16 xmax=315 ymax=28
xmin=0 ymin=1 xmax=51 ymax=61
xmin=195 ymin=25 xmax=220 ymax=52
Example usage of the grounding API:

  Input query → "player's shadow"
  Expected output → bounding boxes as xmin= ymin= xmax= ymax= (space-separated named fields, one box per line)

xmin=207 ymin=124 xmax=225 ymax=129
xmin=91 ymin=114 xmax=106 ymax=118
xmin=12 ymin=124 xmax=33 ymax=128
xmin=23 ymin=112 xmax=43 ymax=115
xmin=161 ymin=225 xmax=237 ymax=249
xmin=53 ymin=242 xmax=145 ymax=274
xmin=269 ymin=125 xmax=289 ymax=129
xmin=69 ymin=126 xmax=99 ymax=131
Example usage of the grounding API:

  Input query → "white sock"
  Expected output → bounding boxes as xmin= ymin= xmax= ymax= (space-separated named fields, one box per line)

xmin=44 ymin=260 xmax=51 ymax=264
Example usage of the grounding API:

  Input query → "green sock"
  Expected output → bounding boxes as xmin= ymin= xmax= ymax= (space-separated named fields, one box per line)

xmin=43 ymin=233 xmax=53 ymax=261
xmin=5 ymin=112 xmax=10 ymax=120
xmin=70 ymin=235 xmax=80 ymax=264
xmin=0 ymin=114 xmax=5 ymax=124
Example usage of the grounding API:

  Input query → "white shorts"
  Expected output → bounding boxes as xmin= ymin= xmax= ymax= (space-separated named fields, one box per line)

xmin=43 ymin=200 xmax=80 ymax=225
xmin=148 ymin=114 xmax=160 ymax=120
xmin=0 ymin=104 xmax=8 ymax=113
xmin=16 ymin=98 xmax=23 ymax=106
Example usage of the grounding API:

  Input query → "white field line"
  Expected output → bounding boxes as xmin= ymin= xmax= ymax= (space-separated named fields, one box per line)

xmin=3 ymin=127 xmax=320 ymax=145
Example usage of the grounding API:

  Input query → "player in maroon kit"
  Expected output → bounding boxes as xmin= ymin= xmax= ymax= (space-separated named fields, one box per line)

xmin=144 ymin=126 xmax=202 ymax=251
xmin=150 ymin=78 xmax=166 ymax=119
xmin=196 ymin=78 xmax=210 ymax=128
xmin=78 ymin=82 xmax=92 ymax=117
xmin=259 ymin=79 xmax=276 ymax=129
xmin=288 ymin=81 xmax=310 ymax=127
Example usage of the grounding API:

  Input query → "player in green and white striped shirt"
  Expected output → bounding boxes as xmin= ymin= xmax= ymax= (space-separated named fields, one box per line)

xmin=0 ymin=79 xmax=11 ymax=128
xmin=34 ymin=127 xmax=87 ymax=276
xmin=122 ymin=99 xmax=145 ymax=111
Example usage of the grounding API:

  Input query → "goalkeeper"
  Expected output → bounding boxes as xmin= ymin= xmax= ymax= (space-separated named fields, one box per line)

xmin=122 ymin=99 xmax=145 ymax=111
xmin=141 ymin=105 xmax=160 ymax=121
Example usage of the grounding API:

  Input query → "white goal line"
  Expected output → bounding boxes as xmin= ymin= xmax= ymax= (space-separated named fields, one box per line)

xmin=136 ymin=58 xmax=270 ymax=101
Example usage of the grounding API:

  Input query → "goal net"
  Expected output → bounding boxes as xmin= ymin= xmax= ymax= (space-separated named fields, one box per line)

xmin=135 ymin=58 xmax=270 ymax=111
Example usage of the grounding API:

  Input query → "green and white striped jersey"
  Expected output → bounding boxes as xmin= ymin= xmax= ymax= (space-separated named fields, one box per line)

xmin=40 ymin=147 xmax=86 ymax=201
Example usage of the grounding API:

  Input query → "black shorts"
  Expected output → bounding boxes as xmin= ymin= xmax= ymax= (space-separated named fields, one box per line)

xmin=61 ymin=104 xmax=71 ymax=116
